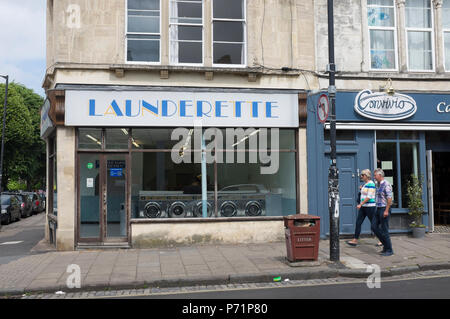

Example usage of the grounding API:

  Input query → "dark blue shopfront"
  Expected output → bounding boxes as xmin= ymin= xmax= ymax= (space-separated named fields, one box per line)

xmin=307 ymin=90 xmax=450 ymax=238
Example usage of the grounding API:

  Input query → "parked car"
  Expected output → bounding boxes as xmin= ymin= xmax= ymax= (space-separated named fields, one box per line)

xmin=16 ymin=193 xmax=33 ymax=218
xmin=53 ymin=192 xmax=57 ymax=216
xmin=40 ymin=192 xmax=46 ymax=211
xmin=1 ymin=193 xmax=21 ymax=225
xmin=25 ymin=192 xmax=45 ymax=214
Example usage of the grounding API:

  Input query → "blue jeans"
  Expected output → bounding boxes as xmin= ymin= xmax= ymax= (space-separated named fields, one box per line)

xmin=354 ymin=206 xmax=375 ymax=239
xmin=372 ymin=207 xmax=393 ymax=253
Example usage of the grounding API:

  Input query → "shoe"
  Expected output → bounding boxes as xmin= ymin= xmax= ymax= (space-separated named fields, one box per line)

xmin=380 ymin=251 xmax=394 ymax=257
xmin=346 ymin=241 xmax=357 ymax=247
xmin=376 ymin=242 xmax=383 ymax=247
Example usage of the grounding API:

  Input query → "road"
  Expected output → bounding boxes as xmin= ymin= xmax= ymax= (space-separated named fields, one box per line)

xmin=115 ymin=275 xmax=450 ymax=299
xmin=0 ymin=213 xmax=49 ymax=265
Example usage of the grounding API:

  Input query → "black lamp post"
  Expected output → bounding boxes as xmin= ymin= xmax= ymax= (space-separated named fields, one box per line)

xmin=327 ymin=0 xmax=340 ymax=262
xmin=0 ymin=75 xmax=8 ymax=193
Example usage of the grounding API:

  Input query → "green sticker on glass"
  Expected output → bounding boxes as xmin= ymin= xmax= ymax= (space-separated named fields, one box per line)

xmin=87 ymin=163 xmax=94 ymax=170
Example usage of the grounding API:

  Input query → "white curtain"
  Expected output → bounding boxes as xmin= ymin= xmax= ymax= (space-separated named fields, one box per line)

xmin=408 ymin=31 xmax=432 ymax=70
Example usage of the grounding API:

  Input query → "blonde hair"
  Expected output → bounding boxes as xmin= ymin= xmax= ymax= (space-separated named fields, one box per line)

xmin=361 ymin=169 xmax=372 ymax=178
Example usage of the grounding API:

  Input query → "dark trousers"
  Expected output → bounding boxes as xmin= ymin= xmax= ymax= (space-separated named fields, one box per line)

xmin=371 ymin=207 xmax=393 ymax=253
xmin=354 ymin=206 xmax=375 ymax=239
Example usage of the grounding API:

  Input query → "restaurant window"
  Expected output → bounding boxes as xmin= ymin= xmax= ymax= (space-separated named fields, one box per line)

xmin=443 ymin=0 xmax=450 ymax=71
xmin=405 ymin=0 xmax=434 ymax=71
xmin=212 ymin=0 xmax=246 ymax=66
xmin=127 ymin=0 xmax=161 ymax=63
xmin=169 ymin=0 xmax=203 ymax=64
xmin=376 ymin=131 xmax=421 ymax=209
xmin=367 ymin=0 xmax=397 ymax=70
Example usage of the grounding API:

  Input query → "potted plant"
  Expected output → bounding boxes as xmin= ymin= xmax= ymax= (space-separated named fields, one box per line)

xmin=406 ymin=174 xmax=426 ymax=238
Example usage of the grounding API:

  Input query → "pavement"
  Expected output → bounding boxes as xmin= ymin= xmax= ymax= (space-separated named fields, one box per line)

xmin=0 ymin=230 xmax=450 ymax=296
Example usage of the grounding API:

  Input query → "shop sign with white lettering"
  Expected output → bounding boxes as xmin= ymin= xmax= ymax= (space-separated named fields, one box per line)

xmin=354 ymin=90 xmax=417 ymax=121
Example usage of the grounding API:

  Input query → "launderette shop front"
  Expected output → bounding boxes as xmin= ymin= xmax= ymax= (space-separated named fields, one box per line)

xmin=46 ymin=87 xmax=304 ymax=248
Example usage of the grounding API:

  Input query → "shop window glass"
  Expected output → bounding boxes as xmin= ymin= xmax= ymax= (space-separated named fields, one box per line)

xmin=105 ymin=128 xmax=129 ymax=149
xmin=132 ymin=128 xmax=201 ymax=150
xmin=376 ymin=142 xmax=398 ymax=208
xmin=79 ymin=153 xmax=101 ymax=238
xmin=399 ymin=131 xmax=419 ymax=140
xmin=400 ymin=143 xmax=420 ymax=207
xmin=131 ymin=127 xmax=297 ymax=219
xmin=78 ymin=128 xmax=102 ymax=149
xmin=214 ymin=128 xmax=292 ymax=150
xmin=377 ymin=130 xmax=396 ymax=139
xmin=131 ymin=152 xmax=214 ymax=218
xmin=367 ymin=0 xmax=397 ymax=69
xmin=377 ymin=131 xmax=421 ymax=209
xmin=169 ymin=0 xmax=203 ymax=64
xmin=216 ymin=152 xmax=296 ymax=217
xmin=127 ymin=0 xmax=161 ymax=62
xmin=212 ymin=0 xmax=245 ymax=65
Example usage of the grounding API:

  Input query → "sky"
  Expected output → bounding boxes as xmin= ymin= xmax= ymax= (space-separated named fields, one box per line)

xmin=0 ymin=0 xmax=46 ymax=97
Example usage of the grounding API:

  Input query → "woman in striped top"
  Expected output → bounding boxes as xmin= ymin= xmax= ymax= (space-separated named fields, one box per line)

xmin=346 ymin=169 xmax=377 ymax=247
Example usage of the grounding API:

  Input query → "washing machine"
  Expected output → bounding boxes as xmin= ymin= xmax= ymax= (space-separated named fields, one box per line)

xmin=217 ymin=185 xmax=267 ymax=217
xmin=138 ymin=192 xmax=168 ymax=218
xmin=192 ymin=200 xmax=214 ymax=217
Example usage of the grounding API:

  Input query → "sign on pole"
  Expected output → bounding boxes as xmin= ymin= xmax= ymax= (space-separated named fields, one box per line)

xmin=317 ymin=94 xmax=330 ymax=124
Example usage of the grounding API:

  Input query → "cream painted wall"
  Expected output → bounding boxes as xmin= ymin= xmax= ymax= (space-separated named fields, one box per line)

xmin=45 ymin=0 xmax=316 ymax=90
xmin=131 ymin=220 xmax=285 ymax=247
xmin=55 ymin=127 xmax=76 ymax=251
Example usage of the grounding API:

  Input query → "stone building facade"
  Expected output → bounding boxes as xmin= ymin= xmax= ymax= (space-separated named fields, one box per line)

xmin=42 ymin=0 xmax=316 ymax=250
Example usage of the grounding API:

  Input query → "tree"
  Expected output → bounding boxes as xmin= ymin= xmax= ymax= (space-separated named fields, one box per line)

xmin=13 ymin=83 xmax=46 ymax=189
xmin=0 ymin=82 xmax=45 ymax=191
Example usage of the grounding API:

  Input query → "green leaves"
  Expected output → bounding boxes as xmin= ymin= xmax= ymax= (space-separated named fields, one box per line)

xmin=0 ymin=82 xmax=45 ymax=190
xmin=406 ymin=174 xmax=425 ymax=228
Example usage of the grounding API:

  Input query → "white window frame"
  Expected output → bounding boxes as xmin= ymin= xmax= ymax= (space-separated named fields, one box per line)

xmin=367 ymin=0 xmax=399 ymax=72
xmin=125 ymin=0 xmax=162 ymax=65
xmin=443 ymin=0 xmax=450 ymax=72
xmin=169 ymin=0 xmax=204 ymax=66
xmin=211 ymin=0 xmax=247 ymax=68
xmin=405 ymin=0 xmax=435 ymax=72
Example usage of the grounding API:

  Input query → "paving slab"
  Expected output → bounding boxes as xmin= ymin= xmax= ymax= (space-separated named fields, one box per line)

xmin=1 ymin=233 xmax=450 ymax=296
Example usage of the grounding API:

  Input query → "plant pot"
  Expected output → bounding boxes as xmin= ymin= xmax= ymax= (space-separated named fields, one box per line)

xmin=412 ymin=227 xmax=426 ymax=238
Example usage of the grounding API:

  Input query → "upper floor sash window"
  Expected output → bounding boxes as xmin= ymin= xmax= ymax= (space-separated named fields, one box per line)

xmin=212 ymin=0 xmax=246 ymax=66
xmin=367 ymin=0 xmax=397 ymax=70
xmin=127 ymin=0 xmax=161 ymax=63
xmin=169 ymin=0 xmax=203 ymax=65
xmin=405 ymin=0 xmax=434 ymax=71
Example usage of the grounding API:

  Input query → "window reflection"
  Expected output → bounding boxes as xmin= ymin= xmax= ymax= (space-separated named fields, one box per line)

xmin=376 ymin=142 xmax=398 ymax=208
xmin=78 ymin=128 xmax=102 ymax=149
xmin=131 ymin=152 xmax=215 ymax=219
